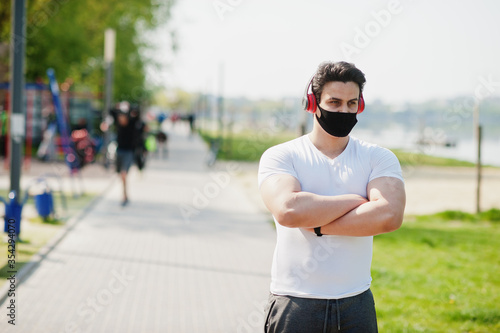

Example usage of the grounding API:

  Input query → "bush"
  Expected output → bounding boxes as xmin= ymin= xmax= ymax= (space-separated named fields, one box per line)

xmin=416 ymin=209 xmax=500 ymax=223
xmin=480 ymin=209 xmax=500 ymax=222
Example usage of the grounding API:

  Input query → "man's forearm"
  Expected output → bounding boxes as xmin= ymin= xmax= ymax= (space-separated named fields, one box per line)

xmin=275 ymin=192 xmax=367 ymax=228
xmin=315 ymin=177 xmax=406 ymax=236
xmin=319 ymin=199 xmax=403 ymax=236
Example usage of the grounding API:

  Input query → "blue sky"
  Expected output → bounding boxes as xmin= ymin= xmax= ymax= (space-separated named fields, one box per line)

xmin=147 ymin=0 xmax=500 ymax=104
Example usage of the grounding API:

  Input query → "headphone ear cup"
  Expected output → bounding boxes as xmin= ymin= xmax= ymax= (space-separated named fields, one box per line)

xmin=301 ymin=95 xmax=309 ymax=112
xmin=306 ymin=93 xmax=317 ymax=113
xmin=303 ymin=74 xmax=317 ymax=114
xmin=357 ymin=93 xmax=365 ymax=113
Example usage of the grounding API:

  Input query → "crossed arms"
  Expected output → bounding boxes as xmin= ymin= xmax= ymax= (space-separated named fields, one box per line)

xmin=260 ymin=174 xmax=406 ymax=236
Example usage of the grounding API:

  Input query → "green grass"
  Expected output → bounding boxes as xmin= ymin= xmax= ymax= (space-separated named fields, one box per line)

xmin=0 ymin=192 xmax=96 ymax=289
xmin=199 ymin=130 xmax=296 ymax=162
xmin=392 ymin=149 xmax=477 ymax=168
xmin=372 ymin=210 xmax=500 ymax=332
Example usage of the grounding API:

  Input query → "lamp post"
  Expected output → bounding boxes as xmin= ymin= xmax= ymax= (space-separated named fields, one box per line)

xmin=473 ymin=102 xmax=482 ymax=214
xmin=9 ymin=0 xmax=26 ymax=199
xmin=4 ymin=0 xmax=27 ymax=240
xmin=103 ymin=28 xmax=115 ymax=167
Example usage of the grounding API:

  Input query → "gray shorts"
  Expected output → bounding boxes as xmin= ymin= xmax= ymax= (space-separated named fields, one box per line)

xmin=116 ymin=149 xmax=134 ymax=173
xmin=264 ymin=289 xmax=378 ymax=333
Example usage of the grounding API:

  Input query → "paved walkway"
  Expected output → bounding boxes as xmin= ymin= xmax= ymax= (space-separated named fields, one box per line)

xmin=0 ymin=125 xmax=276 ymax=333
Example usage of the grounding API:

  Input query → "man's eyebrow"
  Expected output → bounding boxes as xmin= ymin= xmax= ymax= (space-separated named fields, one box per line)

xmin=325 ymin=97 xmax=359 ymax=102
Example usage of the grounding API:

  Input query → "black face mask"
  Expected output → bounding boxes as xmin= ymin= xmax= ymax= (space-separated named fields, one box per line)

xmin=316 ymin=106 xmax=358 ymax=137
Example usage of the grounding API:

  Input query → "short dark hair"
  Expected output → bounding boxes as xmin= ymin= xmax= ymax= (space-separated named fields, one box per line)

xmin=312 ymin=61 xmax=366 ymax=103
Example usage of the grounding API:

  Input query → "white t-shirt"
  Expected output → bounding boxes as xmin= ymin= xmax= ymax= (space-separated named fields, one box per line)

xmin=258 ymin=134 xmax=404 ymax=299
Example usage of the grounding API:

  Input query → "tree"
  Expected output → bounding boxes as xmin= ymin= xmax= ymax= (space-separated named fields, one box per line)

xmin=0 ymin=0 xmax=176 ymax=103
xmin=153 ymin=88 xmax=197 ymax=114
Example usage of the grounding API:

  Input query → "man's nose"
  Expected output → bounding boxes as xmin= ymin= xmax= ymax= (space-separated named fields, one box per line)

xmin=339 ymin=103 xmax=350 ymax=113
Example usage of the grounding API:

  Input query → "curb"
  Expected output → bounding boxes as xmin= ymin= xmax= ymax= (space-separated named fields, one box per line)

xmin=0 ymin=176 xmax=117 ymax=306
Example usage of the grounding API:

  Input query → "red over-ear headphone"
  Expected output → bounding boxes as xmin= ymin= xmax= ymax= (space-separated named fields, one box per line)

xmin=301 ymin=75 xmax=365 ymax=114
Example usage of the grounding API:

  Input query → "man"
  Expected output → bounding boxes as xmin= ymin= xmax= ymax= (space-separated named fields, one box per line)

xmin=258 ymin=61 xmax=405 ymax=332
xmin=102 ymin=101 xmax=140 ymax=206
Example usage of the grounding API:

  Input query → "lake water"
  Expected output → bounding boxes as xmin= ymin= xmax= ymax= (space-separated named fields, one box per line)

xmin=353 ymin=128 xmax=500 ymax=167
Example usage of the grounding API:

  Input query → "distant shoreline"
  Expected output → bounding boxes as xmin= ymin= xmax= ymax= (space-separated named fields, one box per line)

xmin=353 ymin=129 xmax=500 ymax=167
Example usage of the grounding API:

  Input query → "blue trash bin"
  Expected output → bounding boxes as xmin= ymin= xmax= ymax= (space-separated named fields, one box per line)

xmin=3 ymin=191 xmax=23 ymax=235
xmin=35 ymin=190 xmax=54 ymax=219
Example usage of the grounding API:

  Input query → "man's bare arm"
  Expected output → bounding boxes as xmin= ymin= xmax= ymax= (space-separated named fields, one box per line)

xmin=260 ymin=174 xmax=367 ymax=228
xmin=311 ymin=177 xmax=405 ymax=236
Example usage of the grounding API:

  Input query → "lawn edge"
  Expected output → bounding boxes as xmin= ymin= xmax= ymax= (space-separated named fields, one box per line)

xmin=0 ymin=176 xmax=117 ymax=305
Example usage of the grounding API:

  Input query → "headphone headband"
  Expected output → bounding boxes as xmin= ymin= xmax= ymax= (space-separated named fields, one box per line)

xmin=302 ymin=74 xmax=365 ymax=114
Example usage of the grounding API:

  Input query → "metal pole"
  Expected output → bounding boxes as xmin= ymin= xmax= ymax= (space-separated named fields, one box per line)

xmin=103 ymin=29 xmax=116 ymax=116
xmin=476 ymin=125 xmax=482 ymax=214
xmin=104 ymin=62 xmax=114 ymax=117
xmin=103 ymin=28 xmax=115 ymax=167
xmin=473 ymin=102 xmax=480 ymax=148
xmin=218 ymin=63 xmax=224 ymax=139
xmin=9 ymin=0 xmax=27 ymax=198
xmin=217 ymin=63 xmax=224 ymax=156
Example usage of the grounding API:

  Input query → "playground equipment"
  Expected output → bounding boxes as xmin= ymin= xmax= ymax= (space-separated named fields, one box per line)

xmin=46 ymin=68 xmax=87 ymax=197
xmin=1 ymin=174 xmax=67 ymax=238
xmin=0 ymin=82 xmax=48 ymax=170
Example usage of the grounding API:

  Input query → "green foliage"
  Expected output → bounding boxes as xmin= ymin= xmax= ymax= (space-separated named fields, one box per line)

xmin=373 ymin=217 xmax=500 ymax=332
xmin=152 ymin=88 xmax=197 ymax=113
xmin=415 ymin=209 xmax=500 ymax=224
xmin=199 ymin=129 xmax=296 ymax=162
xmin=392 ymin=149 xmax=476 ymax=168
xmin=479 ymin=208 xmax=500 ymax=222
xmin=433 ymin=210 xmax=477 ymax=222
xmin=0 ymin=0 xmax=175 ymax=103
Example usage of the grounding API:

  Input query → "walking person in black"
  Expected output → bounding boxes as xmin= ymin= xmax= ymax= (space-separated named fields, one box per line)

xmin=102 ymin=101 xmax=142 ymax=206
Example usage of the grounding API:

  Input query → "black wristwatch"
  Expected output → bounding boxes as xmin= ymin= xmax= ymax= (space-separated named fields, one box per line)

xmin=314 ymin=227 xmax=323 ymax=237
